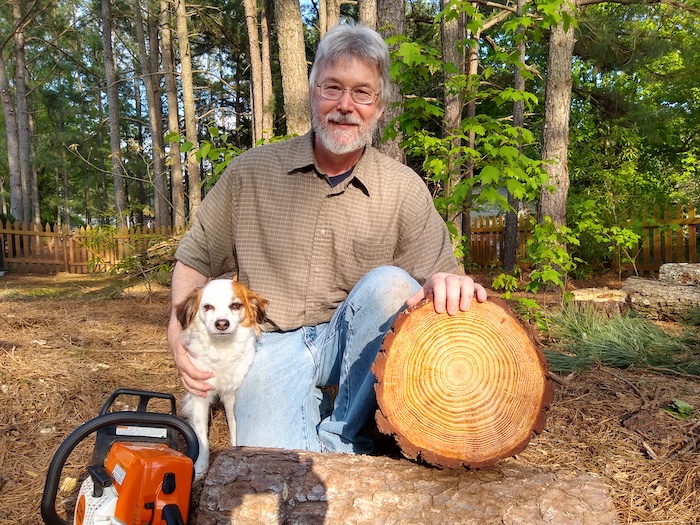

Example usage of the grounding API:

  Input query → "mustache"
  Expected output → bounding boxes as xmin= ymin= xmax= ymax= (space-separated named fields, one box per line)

xmin=325 ymin=113 xmax=362 ymax=126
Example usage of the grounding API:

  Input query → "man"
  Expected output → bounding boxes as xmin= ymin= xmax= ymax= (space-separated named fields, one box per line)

xmin=168 ymin=22 xmax=487 ymax=454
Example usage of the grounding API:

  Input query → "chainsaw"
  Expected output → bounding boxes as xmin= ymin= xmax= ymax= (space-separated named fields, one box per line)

xmin=41 ymin=389 xmax=199 ymax=525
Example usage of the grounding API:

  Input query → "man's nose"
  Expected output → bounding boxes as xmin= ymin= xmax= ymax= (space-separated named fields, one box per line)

xmin=336 ymin=90 xmax=355 ymax=111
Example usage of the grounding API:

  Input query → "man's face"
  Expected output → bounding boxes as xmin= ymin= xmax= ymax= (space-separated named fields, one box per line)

xmin=311 ymin=56 xmax=385 ymax=156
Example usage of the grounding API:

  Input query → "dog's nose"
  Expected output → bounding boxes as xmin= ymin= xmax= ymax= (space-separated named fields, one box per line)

xmin=215 ymin=319 xmax=230 ymax=331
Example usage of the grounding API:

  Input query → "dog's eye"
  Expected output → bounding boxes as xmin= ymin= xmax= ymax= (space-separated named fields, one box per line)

xmin=203 ymin=304 xmax=215 ymax=311
xmin=230 ymin=302 xmax=243 ymax=311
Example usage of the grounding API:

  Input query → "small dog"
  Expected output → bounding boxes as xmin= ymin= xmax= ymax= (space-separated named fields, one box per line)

xmin=176 ymin=279 xmax=268 ymax=479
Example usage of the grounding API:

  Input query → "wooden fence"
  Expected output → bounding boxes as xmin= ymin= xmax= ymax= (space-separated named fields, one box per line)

xmin=1 ymin=205 xmax=698 ymax=275
xmin=468 ymin=205 xmax=699 ymax=275
xmin=0 ymin=222 xmax=175 ymax=274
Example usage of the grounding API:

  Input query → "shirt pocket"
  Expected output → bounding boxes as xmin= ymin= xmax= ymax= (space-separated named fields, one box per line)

xmin=336 ymin=239 xmax=395 ymax=292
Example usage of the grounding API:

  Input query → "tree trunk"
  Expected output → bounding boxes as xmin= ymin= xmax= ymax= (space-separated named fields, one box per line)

xmin=176 ymin=0 xmax=201 ymax=218
xmin=12 ymin=0 xmax=37 ymax=224
xmin=358 ymin=0 xmax=377 ymax=29
xmin=538 ymin=3 xmax=575 ymax=227
xmin=273 ymin=0 xmax=310 ymax=136
xmin=101 ymin=0 xmax=128 ymax=226
xmin=243 ymin=0 xmax=264 ymax=144
xmin=160 ymin=0 xmax=185 ymax=231
xmin=0 ymin=52 xmax=23 ymax=221
xmin=441 ymin=0 xmax=464 ymax=233
xmin=197 ymin=448 xmax=618 ymax=525
xmin=260 ymin=2 xmax=274 ymax=140
xmin=375 ymin=0 xmax=404 ymax=163
xmin=133 ymin=0 xmax=167 ymax=227
xmin=325 ymin=0 xmax=341 ymax=31
xmin=503 ymin=0 xmax=526 ymax=272
xmin=372 ymin=298 xmax=553 ymax=469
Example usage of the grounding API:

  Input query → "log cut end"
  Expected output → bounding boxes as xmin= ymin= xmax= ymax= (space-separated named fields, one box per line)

xmin=372 ymin=298 xmax=553 ymax=469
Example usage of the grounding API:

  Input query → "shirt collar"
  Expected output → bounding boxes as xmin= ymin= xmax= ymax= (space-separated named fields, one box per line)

xmin=285 ymin=131 xmax=375 ymax=196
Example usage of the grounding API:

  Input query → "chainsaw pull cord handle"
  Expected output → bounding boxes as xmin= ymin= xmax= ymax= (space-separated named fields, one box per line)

xmin=41 ymin=412 xmax=199 ymax=525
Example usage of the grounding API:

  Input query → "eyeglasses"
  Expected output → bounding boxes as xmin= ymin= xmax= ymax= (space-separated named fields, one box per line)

xmin=316 ymin=83 xmax=378 ymax=105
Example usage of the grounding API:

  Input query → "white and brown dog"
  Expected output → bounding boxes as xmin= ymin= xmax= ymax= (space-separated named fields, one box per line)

xmin=175 ymin=278 xmax=268 ymax=479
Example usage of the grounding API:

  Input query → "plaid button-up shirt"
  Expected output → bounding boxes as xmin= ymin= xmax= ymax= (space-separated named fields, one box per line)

xmin=175 ymin=132 xmax=459 ymax=332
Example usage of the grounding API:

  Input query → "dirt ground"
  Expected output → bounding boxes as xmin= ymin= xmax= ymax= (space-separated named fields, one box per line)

xmin=0 ymin=272 xmax=699 ymax=525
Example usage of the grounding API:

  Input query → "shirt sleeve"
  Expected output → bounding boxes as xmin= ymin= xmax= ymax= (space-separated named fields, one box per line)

xmin=174 ymin=163 xmax=240 ymax=279
xmin=393 ymin=174 xmax=460 ymax=282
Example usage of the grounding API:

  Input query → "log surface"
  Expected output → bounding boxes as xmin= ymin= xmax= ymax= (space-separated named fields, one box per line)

xmin=372 ymin=298 xmax=553 ymax=468
xmin=623 ymin=276 xmax=700 ymax=320
xmin=197 ymin=447 xmax=619 ymax=525
xmin=658 ymin=262 xmax=700 ymax=285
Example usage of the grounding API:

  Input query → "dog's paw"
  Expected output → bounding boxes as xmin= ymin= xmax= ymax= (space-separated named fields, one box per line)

xmin=193 ymin=458 xmax=209 ymax=481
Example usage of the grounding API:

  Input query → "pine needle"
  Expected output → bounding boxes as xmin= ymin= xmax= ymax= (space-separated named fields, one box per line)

xmin=543 ymin=305 xmax=700 ymax=376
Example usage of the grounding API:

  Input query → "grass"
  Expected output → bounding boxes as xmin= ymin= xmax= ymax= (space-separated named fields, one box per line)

xmin=543 ymin=304 xmax=700 ymax=376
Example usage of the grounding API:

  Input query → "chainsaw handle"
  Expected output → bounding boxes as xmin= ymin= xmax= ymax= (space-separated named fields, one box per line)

xmin=41 ymin=412 xmax=199 ymax=525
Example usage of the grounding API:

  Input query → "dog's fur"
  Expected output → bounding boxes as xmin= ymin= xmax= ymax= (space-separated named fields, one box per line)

xmin=176 ymin=279 xmax=268 ymax=479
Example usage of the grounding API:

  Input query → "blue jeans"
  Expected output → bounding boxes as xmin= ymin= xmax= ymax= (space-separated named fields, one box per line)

xmin=234 ymin=266 xmax=420 ymax=453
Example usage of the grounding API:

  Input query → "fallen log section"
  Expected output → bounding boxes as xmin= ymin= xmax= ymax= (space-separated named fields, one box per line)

xmin=197 ymin=447 xmax=619 ymax=525
xmin=623 ymin=275 xmax=700 ymax=321
xmin=372 ymin=298 xmax=553 ymax=468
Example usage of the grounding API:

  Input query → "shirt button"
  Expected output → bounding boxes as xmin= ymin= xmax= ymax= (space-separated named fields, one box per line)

xmin=314 ymin=267 xmax=320 ymax=273
xmin=320 ymin=229 xmax=326 ymax=235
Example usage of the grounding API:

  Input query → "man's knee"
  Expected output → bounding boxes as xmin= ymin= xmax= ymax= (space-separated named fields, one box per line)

xmin=350 ymin=266 xmax=420 ymax=316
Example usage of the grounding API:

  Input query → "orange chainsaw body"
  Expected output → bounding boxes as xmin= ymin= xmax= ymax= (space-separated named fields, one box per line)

xmin=75 ymin=442 xmax=193 ymax=525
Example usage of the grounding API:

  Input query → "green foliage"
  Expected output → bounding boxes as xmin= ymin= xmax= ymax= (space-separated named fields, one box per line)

xmin=81 ymin=226 xmax=118 ymax=272
xmin=661 ymin=399 xmax=696 ymax=420
xmin=573 ymin=199 xmax=642 ymax=276
xmin=491 ymin=272 xmax=519 ymax=299
xmin=544 ymin=305 xmax=700 ymax=375
xmin=525 ymin=216 xmax=581 ymax=295
xmin=388 ymin=27 xmax=549 ymax=256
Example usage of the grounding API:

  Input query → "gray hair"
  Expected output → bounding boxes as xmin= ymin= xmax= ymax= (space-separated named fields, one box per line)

xmin=309 ymin=22 xmax=391 ymax=107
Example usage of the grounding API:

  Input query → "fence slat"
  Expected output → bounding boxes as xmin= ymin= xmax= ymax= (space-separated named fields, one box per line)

xmin=2 ymin=206 xmax=699 ymax=276
xmin=0 ymin=223 xmax=175 ymax=274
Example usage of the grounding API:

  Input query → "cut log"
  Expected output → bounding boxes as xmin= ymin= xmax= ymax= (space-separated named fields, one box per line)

xmin=622 ymin=276 xmax=700 ymax=321
xmin=570 ymin=287 xmax=630 ymax=316
xmin=197 ymin=447 xmax=619 ymax=525
xmin=658 ymin=262 xmax=700 ymax=285
xmin=371 ymin=298 xmax=553 ymax=469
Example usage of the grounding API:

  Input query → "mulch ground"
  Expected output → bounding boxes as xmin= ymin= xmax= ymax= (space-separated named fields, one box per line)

xmin=0 ymin=272 xmax=698 ymax=524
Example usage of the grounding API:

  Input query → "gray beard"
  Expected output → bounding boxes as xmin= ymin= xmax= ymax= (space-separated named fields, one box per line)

xmin=312 ymin=107 xmax=379 ymax=155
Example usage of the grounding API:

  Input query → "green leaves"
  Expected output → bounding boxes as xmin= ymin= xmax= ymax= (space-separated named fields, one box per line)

xmin=662 ymin=399 xmax=696 ymax=420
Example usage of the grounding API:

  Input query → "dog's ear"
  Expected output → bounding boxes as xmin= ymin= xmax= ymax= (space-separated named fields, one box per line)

xmin=175 ymin=287 xmax=202 ymax=328
xmin=247 ymin=291 xmax=269 ymax=327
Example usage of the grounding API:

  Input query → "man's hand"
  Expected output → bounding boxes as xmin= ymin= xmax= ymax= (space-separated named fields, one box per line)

xmin=406 ymin=272 xmax=488 ymax=315
xmin=168 ymin=261 xmax=214 ymax=397
xmin=167 ymin=315 xmax=214 ymax=397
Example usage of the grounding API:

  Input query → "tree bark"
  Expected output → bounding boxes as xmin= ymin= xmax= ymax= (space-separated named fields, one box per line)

xmin=12 ymin=0 xmax=37 ymax=224
xmin=0 ymin=51 xmax=23 ymax=221
xmin=504 ymin=0 xmax=527 ymax=272
xmin=623 ymin=276 xmax=700 ymax=321
xmin=197 ymin=448 xmax=618 ymax=525
xmin=243 ymin=0 xmax=264 ymax=144
xmin=372 ymin=298 xmax=553 ymax=469
xmin=273 ymin=0 xmax=310 ymax=136
xmin=160 ymin=0 xmax=185 ymax=231
xmin=538 ymin=3 xmax=576 ymax=227
xmin=176 ymin=0 xmax=201 ymax=218
xmin=133 ymin=0 xmax=168 ymax=227
xmin=441 ymin=0 xmax=464 ymax=235
xmin=658 ymin=262 xmax=700 ymax=285
xmin=260 ymin=2 xmax=274 ymax=140
xmin=101 ymin=0 xmax=128 ymax=226
xmin=375 ymin=0 xmax=405 ymax=163
xmin=358 ymin=0 xmax=377 ymax=29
